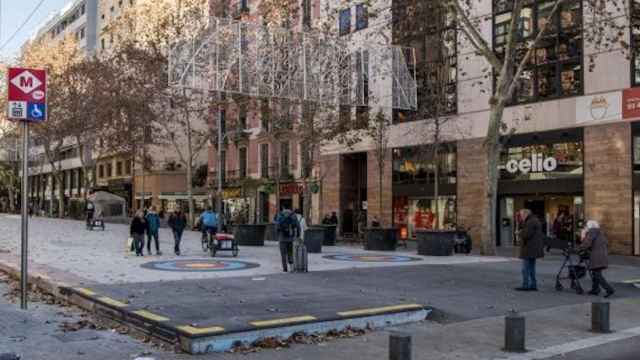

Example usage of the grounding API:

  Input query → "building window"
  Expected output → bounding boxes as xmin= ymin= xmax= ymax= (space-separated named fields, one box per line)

xmin=101 ymin=38 xmax=105 ymax=49
xmin=392 ymin=144 xmax=457 ymax=186
xmin=355 ymin=4 xmax=368 ymax=31
xmin=339 ymin=8 xmax=351 ymax=36
xmin=125 ymin=160 xmax=132 ymax=175
xmin=116 ymin=161 xmax=123 ymax=176
xmin=106 ymin=163 xmax=113 ymax=178
xmin=280 ymin=142 xmax=290 ymax=177
xmin=239 ymin=147 xmax=248 ymax=179
xmin=302 ymin=0 xmax=312 ymax=29
xmin=98 ymin=165 xmax=104 ymax=178
xmin=260 ymin=143 xmax=269 ymax=178
xmin=493 ymin=0 xmax=583 ymax=103
xmin=632 ymin=0 xmax=640 ymax=86
xmin=239 ymin=108 xmax=247 ymax=130
xmin=260 ymin=100 xmax=270 ymax=132
xmin=239 ymin=0 xmax=249 ymax=12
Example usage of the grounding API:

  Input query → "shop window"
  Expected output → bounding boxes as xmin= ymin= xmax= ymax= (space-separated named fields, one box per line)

xmin=499 ymin=141 xmax=583 ymax=181
xmin=493 ymin=0 xmax=583 ymax=103
xmin=393 ymin=196 xmax=457 ymax=239
xmin=392 ymin=144 xmax=457 ymax=185
xmin=632 ymin=0 xmax=640 ymax=86
xmin=339 ymin=8 xmax=351 ymax=36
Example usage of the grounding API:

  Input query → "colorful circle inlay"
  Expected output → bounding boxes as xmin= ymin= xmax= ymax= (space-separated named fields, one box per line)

xmin=141 ymin=259 xmax=260 ymax=272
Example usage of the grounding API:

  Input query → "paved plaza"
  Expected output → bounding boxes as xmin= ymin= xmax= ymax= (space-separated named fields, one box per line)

xmin=0 ymin=214 xmax=639 ymax=359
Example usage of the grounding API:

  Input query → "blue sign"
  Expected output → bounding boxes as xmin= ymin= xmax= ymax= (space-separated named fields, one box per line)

xmin=27 ymin=103 xmax=46 ymax=122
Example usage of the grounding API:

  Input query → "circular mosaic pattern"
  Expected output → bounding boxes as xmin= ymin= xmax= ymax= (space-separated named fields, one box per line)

xmin=323 ymin=254 xmax=422 ymax=263
xmin=141 ymin=259 xmax=260 ymax=272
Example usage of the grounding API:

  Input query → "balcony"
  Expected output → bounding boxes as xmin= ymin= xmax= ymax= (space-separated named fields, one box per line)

xmin=260 ymin=165 xmax=295 ymax=180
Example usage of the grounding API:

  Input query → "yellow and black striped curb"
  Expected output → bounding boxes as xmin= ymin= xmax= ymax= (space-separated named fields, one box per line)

xmin=65 ymin=287 xmax=427 ymax=337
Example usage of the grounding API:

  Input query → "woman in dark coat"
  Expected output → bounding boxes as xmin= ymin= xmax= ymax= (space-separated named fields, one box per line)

xmin=580 ymin=220 xmax=615 ymax=297
xmin=516 ymin=209 xmax=545 ymax=291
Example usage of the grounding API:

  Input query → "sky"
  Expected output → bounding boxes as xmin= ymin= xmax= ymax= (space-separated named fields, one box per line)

xmin=0 ymin=0 xmax=70 ymax=62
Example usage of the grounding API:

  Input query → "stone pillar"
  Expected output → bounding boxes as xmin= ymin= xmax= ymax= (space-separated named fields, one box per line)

xmin=320 ymin=154 xmax=341 ymax=222
xmin=367 ymin=150 xmax=393 ymax=227
xmin=584 ymin=123 xmax=633 ymax=255
xmin=457 ymin=139 xmax=488 ymax=249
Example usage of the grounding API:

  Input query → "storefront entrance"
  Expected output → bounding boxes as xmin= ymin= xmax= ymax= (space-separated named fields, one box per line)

xmin=499 ymin=194 xmax=584 ymax=247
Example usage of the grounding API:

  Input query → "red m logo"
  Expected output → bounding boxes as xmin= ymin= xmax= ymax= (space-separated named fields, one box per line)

xmin=20 ymin=76 xmax=33 ymax=88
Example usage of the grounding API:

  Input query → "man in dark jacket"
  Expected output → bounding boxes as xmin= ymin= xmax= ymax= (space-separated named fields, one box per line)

xmin=516 ymin=209 xmax=545 ymax=291
xmin=275 ymin=204 xmax=301 ymax=272
xmin=168 ymin=208 xmax=187 ymax=256
xmin=580 ymin=220 xmax=614 ymax=297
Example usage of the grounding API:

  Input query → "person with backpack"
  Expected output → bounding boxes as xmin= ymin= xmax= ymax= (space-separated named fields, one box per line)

xmin=275 ymin=204 xmax=301 ymax=272
xmin=145 ymin=206 xmax=162 ymax=256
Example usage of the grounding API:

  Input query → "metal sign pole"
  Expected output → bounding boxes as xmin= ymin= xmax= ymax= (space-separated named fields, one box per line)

xmin=20 ymin=121 xmax=29 ymax=310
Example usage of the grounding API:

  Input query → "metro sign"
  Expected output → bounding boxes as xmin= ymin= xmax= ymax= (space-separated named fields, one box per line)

xmin=7 ymin=67 xmax=47 ymax=122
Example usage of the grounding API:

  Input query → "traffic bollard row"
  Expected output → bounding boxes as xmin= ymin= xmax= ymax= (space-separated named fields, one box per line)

xmin=389 ymin=332 xmax=412 ymax=360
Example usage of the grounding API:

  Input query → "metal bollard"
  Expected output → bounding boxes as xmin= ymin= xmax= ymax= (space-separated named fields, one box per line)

xmin=504 ymin=312 xmax=526 ymax=352
xmin=591 ymin=302 xmax=611 ymax=333
xmin=389 ymin=332 xmax=412 ymax=360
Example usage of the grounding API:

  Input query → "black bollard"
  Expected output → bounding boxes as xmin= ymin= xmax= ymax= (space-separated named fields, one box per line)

xmin=504 ymin=312 xmax=526 ymax=352
xmin=389 ymin=332 xmax=412 ymax=360
xmin=591 ymin=302 xmax=611 ymax=333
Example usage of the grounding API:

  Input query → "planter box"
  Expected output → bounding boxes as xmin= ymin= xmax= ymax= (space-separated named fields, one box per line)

xmin=234 ymin=224 xmax=266 ymax=246
xmin=264 ymin=223 xmax=277 ymax=242
xmin=304 ymin=227 xmax=324 ymax=253
xmin=316 ymin=225 xmax=337 ymax=246
xmin=365 ymin=228 xmax=398 ymax=251
xmin=416 ymin=230 xmax=455 ymax=256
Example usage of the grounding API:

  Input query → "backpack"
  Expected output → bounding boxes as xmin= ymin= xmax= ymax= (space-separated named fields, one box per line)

xmin=278 ymin=212 xmax=297 ymax=238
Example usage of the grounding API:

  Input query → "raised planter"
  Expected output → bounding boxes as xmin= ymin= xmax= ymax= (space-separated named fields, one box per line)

xmin=233 ymin=224 xmax=266 ymax=246
xmin=416 ymin=230 xmax=455 ymax=256
xmin=365 ymin=228 xmax=398 ymax=251
xmin=304 ymin=227 xmax=324 ymax=253
xmin=264 ymin=223 xmax=277 ymax=242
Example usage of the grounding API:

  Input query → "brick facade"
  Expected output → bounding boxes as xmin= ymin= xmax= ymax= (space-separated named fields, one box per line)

xmin=456 ymin=139 xmax=488 ymax=249
xmin=584 ymin=123 xmax=633 ymax=255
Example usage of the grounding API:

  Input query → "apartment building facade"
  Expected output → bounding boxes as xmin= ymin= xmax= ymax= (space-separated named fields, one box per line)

xmin=26 ymin=0 xmax=100 ymax=216
xmin=318 ymin=0 xmax=640 ymax=256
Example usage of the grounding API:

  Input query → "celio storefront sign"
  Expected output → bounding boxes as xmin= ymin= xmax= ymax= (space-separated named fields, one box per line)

xmin=503 ymin=154 xmax=558 ymax=174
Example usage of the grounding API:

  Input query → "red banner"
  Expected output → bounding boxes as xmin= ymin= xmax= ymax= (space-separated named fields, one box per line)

xmin=279 ymin=183 xmax=304 ymax=195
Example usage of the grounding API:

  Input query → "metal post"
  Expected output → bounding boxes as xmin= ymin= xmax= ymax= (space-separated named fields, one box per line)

xmin=591 ymin=302 xmax=611 ymax=333
xmin=217 ymin=108 xmax=223 ymax=215
xmin=389 ymin=332 xmax=411 ymax=360
xmin=504 ymin=311 xmax=526 ymax=352
xmin=20 ymin=121 xmax=29 ymax=310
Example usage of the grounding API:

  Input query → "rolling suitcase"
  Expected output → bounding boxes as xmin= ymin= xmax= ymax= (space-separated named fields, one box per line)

xmin=292 ymin=239 xmax=308 ymax=273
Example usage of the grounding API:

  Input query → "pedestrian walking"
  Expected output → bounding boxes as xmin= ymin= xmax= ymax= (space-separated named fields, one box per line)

xmin=295 ymin=208 xmax=307 ymax=240
xmin=275 ymin=204 xmax=301 ymax=272
xmin=199 ymin=206 xmax=219 ymax=241
xmin=86 ymin=200 xmax=95 ymax=228
xmin=580 ymin=220 xmax=615 ymax=298
xmin=130 ymin=210 xmax=147 ymax=256
xmin=516 ymin=208 xmax=545 ymax=291
xmin=168 ymin=208 xmax=187 ymax=256
xmin=145 ymin=206 xmax=162 ymax=255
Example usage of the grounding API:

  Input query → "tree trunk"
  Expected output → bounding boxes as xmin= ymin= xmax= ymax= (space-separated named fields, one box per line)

xmin=378 ymin=161 xmax=383 ymax=226
xmin=57 ymin=173 xmax=65 ymax=218
xmin=482 ymin=102 xmax=505 ymax=256
xmin=433 ymin=141 xmax=440 ymax=230
xmin=49 ymin=175 xmax=54 ymax=217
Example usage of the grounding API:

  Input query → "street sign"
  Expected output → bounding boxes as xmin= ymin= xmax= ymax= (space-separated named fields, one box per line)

xmin=7 ymin=67 xmax=47 ymax=122
xmin=5 ymin=67 xmax=47 ymax=310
